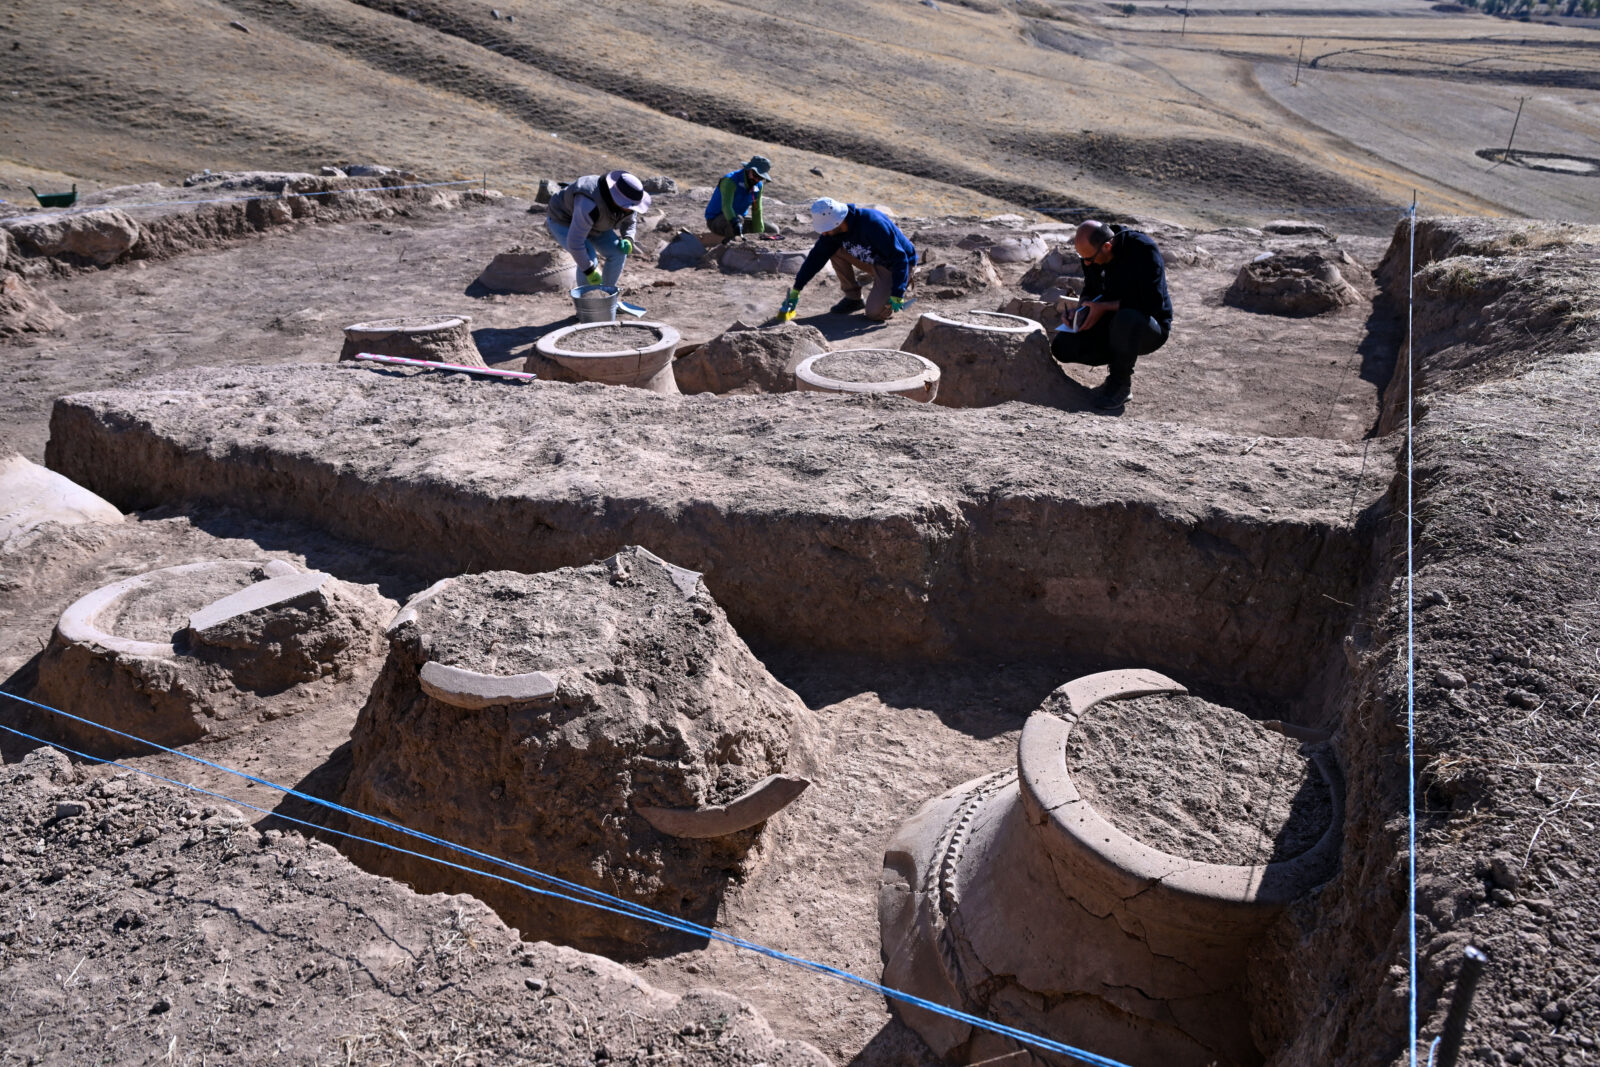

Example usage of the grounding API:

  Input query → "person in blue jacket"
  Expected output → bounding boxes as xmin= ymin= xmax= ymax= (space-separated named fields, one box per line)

xmin=705 ymin=156 xmax=778 ymax=239
xmin=778 ymin=198 xmax=916 ymax=323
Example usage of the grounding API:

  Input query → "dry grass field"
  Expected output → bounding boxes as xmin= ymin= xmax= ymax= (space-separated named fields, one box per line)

xmin=3 ymin=0 xmax=1596 ymax=225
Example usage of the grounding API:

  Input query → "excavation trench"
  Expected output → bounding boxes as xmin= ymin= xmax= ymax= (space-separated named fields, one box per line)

xmin=37 ymin=361 xmax=1397 ymax=1062
xmin=45 ymin=364 xmax=1391 ymax=706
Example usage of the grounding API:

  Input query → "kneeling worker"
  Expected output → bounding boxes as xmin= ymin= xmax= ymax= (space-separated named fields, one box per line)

xmin=545 ymin=170 xmax=651 ymax=287
xmin=706 ymin=156 xmax=778 ymax=239
xmin=1052 ymin=220 xmax=1172 ymax=410
xmin=778 ymin=198 xmax=915 ymax=323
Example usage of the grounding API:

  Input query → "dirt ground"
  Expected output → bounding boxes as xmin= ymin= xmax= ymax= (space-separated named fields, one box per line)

xmin=3 ymin=0 xmax=1600 ymax=1061
xmin=0 ymin=189 xmax=1390 ymax=464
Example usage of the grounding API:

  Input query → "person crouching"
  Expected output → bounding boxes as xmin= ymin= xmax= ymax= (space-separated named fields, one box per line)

xmin=778 ymin=198 xmax=915 ymax=323
xmin=545 ymin=170 xmax=651 ymax=287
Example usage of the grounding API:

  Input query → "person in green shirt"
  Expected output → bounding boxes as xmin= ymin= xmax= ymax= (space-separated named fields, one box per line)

xmin=705 ymin=156 xmax=778 ymax=239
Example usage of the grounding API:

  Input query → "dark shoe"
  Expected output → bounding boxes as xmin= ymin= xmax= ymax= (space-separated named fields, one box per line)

xmin=1091 ymin=377 xmax=1131 ymax=410
xmin=829 ymin=296 xmax=866 ymax=314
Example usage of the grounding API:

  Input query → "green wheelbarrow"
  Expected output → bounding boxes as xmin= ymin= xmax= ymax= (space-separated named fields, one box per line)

xmin=28 ymin=184 xmax=77 ymax=208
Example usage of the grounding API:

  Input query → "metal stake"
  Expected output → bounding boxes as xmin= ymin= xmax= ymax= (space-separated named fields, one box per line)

xmin=1434 ymin=945 xmax=1489 ymax=1067
xmin=1293 ymin=37 xmax=1306 ymax=86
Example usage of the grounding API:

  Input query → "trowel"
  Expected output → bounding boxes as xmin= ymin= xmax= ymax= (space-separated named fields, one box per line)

xmin=617 ymin=300 xmax=647 ymax=318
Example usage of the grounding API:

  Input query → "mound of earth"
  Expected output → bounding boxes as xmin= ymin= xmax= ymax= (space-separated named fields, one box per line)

xmin=2 ymin=209 xmax=142 ymax=267
xmin=918 ymin=249 xmax=1002 ymax=298
xmin=335 ymin=546 xmax=816 ymax=956
xmin=674 ymin=319 xmax=829 ymax=394
xmin=0 ymin=746 xmax=829 ymax=1066
xmin=0 ymin=271 xmax=68 ymax=338
xmin=1066 ymin=692 xmax=1333 ymax=866
xmin=475 ymin=246 xmax=576 ymax=293
xmin=1224 ymin=249 xmax=1364 ymax=316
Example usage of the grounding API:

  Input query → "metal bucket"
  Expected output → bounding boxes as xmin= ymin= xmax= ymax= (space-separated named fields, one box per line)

xmin=570 ymin=284 xmax=620 ymax=324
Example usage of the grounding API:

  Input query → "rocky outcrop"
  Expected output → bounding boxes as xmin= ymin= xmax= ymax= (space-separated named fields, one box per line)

xmin=335 ymin=548 xmax=816 ymax=955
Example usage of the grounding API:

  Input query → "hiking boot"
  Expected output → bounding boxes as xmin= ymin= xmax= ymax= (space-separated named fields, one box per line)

xmin=829 ymin=296 xmax=866 ymax=314
xmin=1091 ymin=377 xmax=1131 ymax=410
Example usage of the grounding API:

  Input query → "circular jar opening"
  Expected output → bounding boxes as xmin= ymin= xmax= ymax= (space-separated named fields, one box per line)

xmin=1066 ymin=692 xmax=1333 ymax=866
xmin=812 ymin=349 xmax=929 ymax=384
xmin=108 ymin=567 xmax=261 ymax=643
xmin=553 ymin=324 xmax=665 ymax=353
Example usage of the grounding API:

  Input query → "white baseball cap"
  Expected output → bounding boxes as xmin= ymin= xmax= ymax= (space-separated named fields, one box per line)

xmin=810 ymin=197 xmax=849 ymax=233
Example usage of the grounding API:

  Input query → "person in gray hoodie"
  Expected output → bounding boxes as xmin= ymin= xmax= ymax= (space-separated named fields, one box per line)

xmin=545 ymin=170 xmax=651 ymax=287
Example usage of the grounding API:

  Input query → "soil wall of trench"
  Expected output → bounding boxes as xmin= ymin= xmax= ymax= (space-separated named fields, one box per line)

xmin=45 ymin=367 xmax=1392 ymax=706
xmin=1251 ymin=218 xmax=1600 ymax=1066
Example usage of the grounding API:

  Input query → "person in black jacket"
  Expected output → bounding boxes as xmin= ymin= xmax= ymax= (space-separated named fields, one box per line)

xmin=1051 ymin=220 xmax=1172 ymax=410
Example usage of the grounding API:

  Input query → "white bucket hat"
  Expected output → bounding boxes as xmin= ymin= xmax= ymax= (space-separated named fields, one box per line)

xmin=810 ymin=197 xmax=849 ymax=233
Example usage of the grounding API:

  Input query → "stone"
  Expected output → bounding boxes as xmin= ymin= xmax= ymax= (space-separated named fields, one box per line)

xmin=1020 ymin=245 xmax=1083 ymax=291
xmin=881 ymin=670 xmax=1342 ymax=1067
xmin=658 ymin=229 xmax=709 ymax=271
xmin=1508 ymin=688 xmax=1540 ymax=709
xmin=900 ymin=309 xmax=1071 ymax=409
xmin=920 ymin=250 xmax=1001 ymax=297
xmin=673 ymin=319 xmax=828 ymax=395
xmin=344 ymin=164 xmax=402 ymax=178
xmin=335 ymin=547 xmax=817 ymax=955
xmin=1434 ymin=669 xmax=1468 ymax=690
xmin=641 ymin=176 xmax=677 ymax=195
xmin=319 ymin=166 xmax=348 ymax=178
xmin=339 ymin=315 xmax=486 ymax=368
xmin=181 ymin=171 xmax=315 ymax=190
xmin=33 ymin=560 xmax=391 ymax=754
xmin=3 ymin=209 xmax=141 ymax=266
xmin=1263 ymin=219 xmax=1334 ymax=239
xmin=1490 ymin=853 xmax=1521 ymax=889
xmin=0 ymin=454 xmax=121 ymax=549
xmin=717 ymin=236 xmax=809 ymax=276
xmin=0 ymin=271 xmax=69 ymax=338
xmin=475 ymin=247 xmax=577 ymax=293
xmin=1224 ymin=249 xmax=1364 ymax=317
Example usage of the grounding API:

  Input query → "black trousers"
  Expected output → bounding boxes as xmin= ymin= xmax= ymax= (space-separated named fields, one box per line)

xmin=1050 ymin=308 xmax=1169 ymax=381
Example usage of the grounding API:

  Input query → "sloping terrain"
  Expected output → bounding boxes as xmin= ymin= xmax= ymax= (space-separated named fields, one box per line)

xmin=13 ymin=0 xmax=1596 ymax=227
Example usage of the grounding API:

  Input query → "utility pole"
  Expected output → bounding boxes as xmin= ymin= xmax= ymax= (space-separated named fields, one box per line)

xmin=1180 ymin=0 xmax=1189 ymax=38
xmin=1502 ymin=97 xmax=1526 ymax=163
xmin=1292 ymin=37 xmax=1306 ymax=85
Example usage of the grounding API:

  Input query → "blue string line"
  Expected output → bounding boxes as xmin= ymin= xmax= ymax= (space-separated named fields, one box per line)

xmin=1406 ymin=196 xmax=1420 ymax=1067
xmin=0 ymin=691 xmax=1131 ymax=1067
xmin=10 ymin=179 xmax=483 ymax=225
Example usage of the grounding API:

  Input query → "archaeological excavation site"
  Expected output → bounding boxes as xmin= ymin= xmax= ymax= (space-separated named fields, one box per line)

xmin=2 ymin=166 xmax=1598 ymax=1067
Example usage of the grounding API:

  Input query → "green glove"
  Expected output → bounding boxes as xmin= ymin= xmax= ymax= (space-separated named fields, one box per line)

xmin=583 ymin=267 xmax=602 ymax=285
xmin=778 ymin=288 xmax=800 ymax=321
xmin=889 ymin=295 xmax=906 ymax=312
xmin=618 ymin=238 xmax=634 ymax=255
